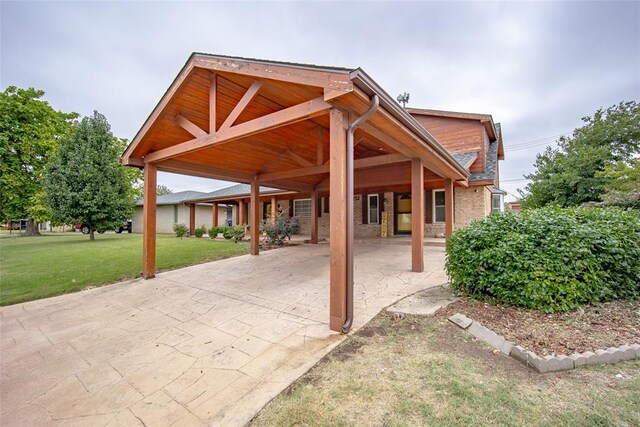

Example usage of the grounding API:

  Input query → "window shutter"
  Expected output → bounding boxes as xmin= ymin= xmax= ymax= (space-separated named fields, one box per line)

xmin=425 ymin=190 xmax=433 ymax=224
xmin=378 ymin=192 xmax=384 ymax=224
xmin=362 ymin=194 xmax=369 ymax=225
xmin=324 ymin=197 xmax=329 ymax=213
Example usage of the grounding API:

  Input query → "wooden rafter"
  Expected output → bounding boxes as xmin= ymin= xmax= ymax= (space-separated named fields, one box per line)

xmin=257 ymin=153 xmax=408 ymax=182
xmin=219 ymin=80 xmax=262 ymax=132
xmin=143 ymin=96 xmax=331 ymax=164
xmin=209 ymin=73 xmax=217 ymax=132
xmin=175 ymin=114 xmax=207 ymax=138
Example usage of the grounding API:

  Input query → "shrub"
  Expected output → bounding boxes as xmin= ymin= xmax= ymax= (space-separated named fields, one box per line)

xmin=194 ymin=226 xmax=204 ymax=238
xmin=446 ymin=206 xmax=640 ymax=312
xmin=208 ymin=226 xmax=220 ymax=239
xmin=222 ymin=226 xmax=233 ymax=240
xmin=173 ymin=223 xmax=188 ymax=238
xmin=260 ymin=215 xmax=299 ymax=245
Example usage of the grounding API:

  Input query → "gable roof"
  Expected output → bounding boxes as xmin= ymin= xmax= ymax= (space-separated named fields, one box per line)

xmin=186 ymin=183 xmax=287 ymax=203
xmin=469 ymin=139 xmax=499 ymax=182
xmin=136 ymin=190 xmax=208 ymax=207
xmin=121 ymin=52 xmax=470 ymax=185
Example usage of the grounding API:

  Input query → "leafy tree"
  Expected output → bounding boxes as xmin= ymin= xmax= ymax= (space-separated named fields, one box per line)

xmin=519 ymin=101 xmax=640 ymax=208
xmin=0 ymin=86 xmax=76 ymax=235
xmin=156 ymin=185 xmax=173 ymax=196
xmin=44 ymin=111 xmax=135 ymax=240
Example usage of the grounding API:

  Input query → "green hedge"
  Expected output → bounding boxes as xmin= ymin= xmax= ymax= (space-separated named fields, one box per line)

xmin=446 ymin=207 xmax=640 ymax=312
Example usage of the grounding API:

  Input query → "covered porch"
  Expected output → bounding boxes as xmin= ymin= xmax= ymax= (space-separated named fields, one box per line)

xmin=122 ymin=53 xmax=469 ymax=332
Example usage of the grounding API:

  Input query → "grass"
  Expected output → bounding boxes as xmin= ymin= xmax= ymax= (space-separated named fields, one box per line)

xmin=0 ymin=232 xmax=248 ymax=305
xmin=251 ymin=313 xmax=640 ymax=427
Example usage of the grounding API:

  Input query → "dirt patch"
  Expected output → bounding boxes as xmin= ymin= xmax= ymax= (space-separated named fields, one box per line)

xmin=357 ymin=325 xmax=388 ymax=338
xmin=330 ymin=339 xmax=363 ymax=361
xmin=438 ymin=298 xmax=640 ymax=356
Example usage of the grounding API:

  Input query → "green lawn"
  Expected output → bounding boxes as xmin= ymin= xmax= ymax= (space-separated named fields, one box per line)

xmin=0 ymin=233 xmax=248 ymax=305
xmin=252 ymin=313 xmax=640 ymax=426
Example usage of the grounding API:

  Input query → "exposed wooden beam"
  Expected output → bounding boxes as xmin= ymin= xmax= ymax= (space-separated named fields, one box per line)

xmin=411 ymin=158 xmax=424 ymax=273
xmin=250 ymin=180 xmax=260 ymax=255
xmin=209 ymin=73 xmax=217 ymax=133
xmin=122 ymin=157 xmax=144 ymax=167
xmin=144 ymin=96 xmax=332 ymax=164
xmin=445 ymin=178 xmax=454 ymax=239
xmin=142 ymin=163 xmax=157 ymax=279
xmin=310 ymin=186 xmax=319 ymax=244
xmin=176 ymin=114 xmax=207 ymax=139
xmin=257 ymin=153 xmax=409 ymax=182
xmin=219 ymin=80 xmax=262 ymax=132
xmin=329 ymin=108 xmax=349 ymax=333
xmin=285 ymin=148 xmax=314 ymax=168
xmin=158 ymin=160 xmax=254 ymax=183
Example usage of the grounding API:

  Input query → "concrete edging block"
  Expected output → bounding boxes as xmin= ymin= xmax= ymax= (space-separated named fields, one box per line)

xmin=449 ymin=313 xmax=639 ymax=373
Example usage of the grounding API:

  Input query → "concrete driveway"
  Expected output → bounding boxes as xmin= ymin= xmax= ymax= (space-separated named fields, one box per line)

xmin=1 ymin=241 xmax=446 ymax=426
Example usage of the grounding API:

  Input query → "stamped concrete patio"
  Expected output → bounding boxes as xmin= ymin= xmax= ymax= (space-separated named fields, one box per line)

xmin=0 ymin=242 xmax=446 ymax=426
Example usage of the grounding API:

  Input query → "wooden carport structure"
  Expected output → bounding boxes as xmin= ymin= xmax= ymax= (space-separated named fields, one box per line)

xmin=122 ymin=53 xmax=469 ymax=332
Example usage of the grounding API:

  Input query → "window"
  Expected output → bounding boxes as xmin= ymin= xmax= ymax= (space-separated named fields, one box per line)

xmin=293 ymin=199 xmax=311 ymax=217
xmin=492 ymin=194 xmax=504 ymax=213
xmin=368 ymin=194 xmax=379 ymax=224
xmin=433 ymin=190 xmax=445 ymax=223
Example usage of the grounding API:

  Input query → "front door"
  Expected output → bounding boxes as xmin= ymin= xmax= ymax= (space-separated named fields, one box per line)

xmin=394 ymin=192 xmax=412 ymax=235
xmin=226 ymin=207 xmax=233 ymax=226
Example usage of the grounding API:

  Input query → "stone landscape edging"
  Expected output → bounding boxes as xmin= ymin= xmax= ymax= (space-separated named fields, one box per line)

xmin=448 ymin=313 xmax=640 ymax=373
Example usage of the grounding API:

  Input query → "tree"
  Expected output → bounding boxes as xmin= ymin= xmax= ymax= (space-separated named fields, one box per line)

xmin=44 ymin=111 xmax=136 ymax=240
xmin=156 ymin=185 xmax=174 ymax=196
xmin=0 ymin=86 xmax=76 ymax=235
xmin=519 ymin=101 xmax=640 ymax=208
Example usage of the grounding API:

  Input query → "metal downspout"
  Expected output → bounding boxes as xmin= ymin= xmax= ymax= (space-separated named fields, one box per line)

xmin=342 ymin=94 xmax=380 ymax=334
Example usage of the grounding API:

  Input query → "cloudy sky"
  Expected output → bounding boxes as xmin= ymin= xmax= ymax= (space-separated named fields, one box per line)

xmin=2 ymin=1 xmax=638 ymax=200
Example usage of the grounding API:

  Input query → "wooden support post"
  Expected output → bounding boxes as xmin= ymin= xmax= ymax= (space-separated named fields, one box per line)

xmin=209 ymin=73 xmax=217 ymax=133
xmin=311 ymin=186 xmax=319 ymax=244
xmin=212 ymin=202 xmax=218 ymax=228
xmin=239 ymin=200 xmax=246 ymax=225
xmin=411 ymin=158 xmax=424 ymax=272
xmin=329 ymin=109 xmax=349 ymax=332
xmin=250 ymin=180 xmax=260 ymax=255
xmin=142 ymin=163 xmax=157 ymax=279
xmin=271 ymin=196 xmax=277 ymax=223
xmin=445 ymin=178 xmax=454 ymax=239
xmin=189 ymin=204 xmax=196 ymax=236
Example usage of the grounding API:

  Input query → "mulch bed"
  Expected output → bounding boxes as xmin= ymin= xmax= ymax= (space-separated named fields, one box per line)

xmin=438 ymin=298 xmax=640 ymax=357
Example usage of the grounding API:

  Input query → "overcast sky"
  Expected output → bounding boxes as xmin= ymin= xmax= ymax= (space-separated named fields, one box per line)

xmin=2 ymin=1 xmax=638 ymax=201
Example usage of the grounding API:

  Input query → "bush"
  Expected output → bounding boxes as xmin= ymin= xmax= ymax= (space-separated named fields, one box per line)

xmin=208 ymin=226 xmax=220 ymax=239
xmin=446 ymin=206 xmax=640 ymax=312
xmin=194 ymin=225 xmax=204 ymax=238
xmin=260 ymin=215 xmax=299 ymax=245
xmin=173 ymin=223 xmax=188 ymax=238
xmin=222 ymin=225 xmax=245 ymax=242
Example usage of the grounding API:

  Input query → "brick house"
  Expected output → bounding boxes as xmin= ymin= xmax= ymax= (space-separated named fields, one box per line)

xmin=180 ymin=108 xmax=506 ymax=239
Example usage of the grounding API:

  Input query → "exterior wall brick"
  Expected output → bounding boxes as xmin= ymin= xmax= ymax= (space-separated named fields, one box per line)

xmin=453 ymin=186 xmax=490 ymax=229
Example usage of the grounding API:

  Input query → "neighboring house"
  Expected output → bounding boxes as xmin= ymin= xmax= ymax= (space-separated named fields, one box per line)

xmin=133 ymin=191 xmax=220 ymax=234
xmin=506 ymin=201 xmax=522 ymax=213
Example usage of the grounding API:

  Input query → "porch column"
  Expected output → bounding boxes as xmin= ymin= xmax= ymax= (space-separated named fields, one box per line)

xmin=189 ymin=204 xmax=196 ymax=236
xmin=271 ymin=196 xmax=277 ymax=223
xmin=239 ymin=200 xmax=246 ymax=225
xmin=411 ymin=158 xmax=424 ymax=272
xmin=142 ymin=163 xmax=157 ymax=279
xmin=212 ymin=202 xmax=218 ymax=228
xmin=329 ymin=108 xmax=349 ymax=332
xmin=310 ymin=186 xmax=319 ymax=244
xmin=445 ymin=178 xmax=454 ymax=239
xmin=250 ymin=180 xmax=260 ymax=255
